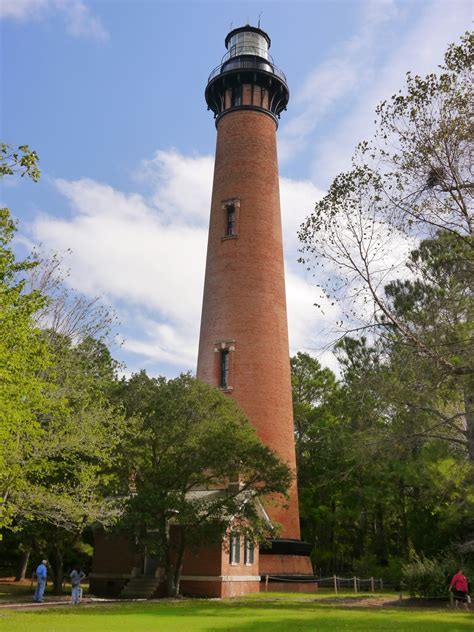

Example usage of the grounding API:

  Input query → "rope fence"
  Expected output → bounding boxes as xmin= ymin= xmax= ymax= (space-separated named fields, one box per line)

xmin=263 ymin=574 xmax=385 ymax=593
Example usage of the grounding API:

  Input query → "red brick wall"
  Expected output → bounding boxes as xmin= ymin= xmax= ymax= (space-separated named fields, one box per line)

xmin=181 ymin=542 xmax=223 ymax=576
xmin=92 ymin=530 xmax=138 ymax=574
xmin=180 ymin=579 xmax=260 ymax=598
xmin=197 ymin=109 xmax=300 ymax=539
xmin=259 ymin=554 xmax=313 ymax=575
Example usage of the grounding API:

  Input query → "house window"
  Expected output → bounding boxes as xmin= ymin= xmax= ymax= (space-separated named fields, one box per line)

xmin=244 ymin=538 xmax=255 ymax=565
xmin=225 ymin=204 xmax=236 ymax=236
xmin=230 ymin=532 xmax=240 ymax=564
xmin=220 ymin=349 xmax=230 ymax=389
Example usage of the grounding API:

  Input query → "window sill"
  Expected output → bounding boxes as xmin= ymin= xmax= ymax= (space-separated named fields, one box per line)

xmin=219 ymin=386 xmax=233 ymax=393
xmin=221 ymin=234 xmax=239 ymax=241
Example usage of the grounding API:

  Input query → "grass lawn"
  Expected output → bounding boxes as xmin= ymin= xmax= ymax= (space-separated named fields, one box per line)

xmin=0 ymin=593 xmax=472 ymax=632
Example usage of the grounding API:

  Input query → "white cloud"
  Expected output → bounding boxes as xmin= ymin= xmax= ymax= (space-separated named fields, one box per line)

xmin=34 ymin=176 xmax=207 ymax=327
xmin=138 ymin=150 xmax=213 ymax=226
xmin=0 ymin=0 xmax=109 ymax=41
xmin=27 ymin=150 xmax=339 ymax=374
xmin=280 ymin=176 xmax=325 ymax=260
xmin=0 ymin=0 xmax=49 ymax=19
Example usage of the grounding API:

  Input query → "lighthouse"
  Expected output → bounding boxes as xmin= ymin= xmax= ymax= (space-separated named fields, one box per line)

xmin=198 ymin=24 xmax=313 ymax=580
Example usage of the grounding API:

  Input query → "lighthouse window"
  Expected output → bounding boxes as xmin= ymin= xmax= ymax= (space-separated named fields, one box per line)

xmin=220 ymin=349 xmax=230 ymax=389
xmin=230 ymin=532 xmax=241 ymax=564
xmin=226 ymin=204 xmax=236 ymax=236
xmin=231 ymin=87 xmax=242 ymax=107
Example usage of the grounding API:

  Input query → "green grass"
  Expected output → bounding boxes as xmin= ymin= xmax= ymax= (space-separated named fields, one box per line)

xmin=0 ymin=594 xmax=472 ymax=632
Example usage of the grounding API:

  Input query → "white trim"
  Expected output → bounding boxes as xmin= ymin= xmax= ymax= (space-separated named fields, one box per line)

xmin=181 ymin=575 xmax=261 ymax=582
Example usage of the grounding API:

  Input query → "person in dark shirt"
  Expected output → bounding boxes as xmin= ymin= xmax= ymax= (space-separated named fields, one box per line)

xmin=70 ymin=567 xmax=86 ymax=604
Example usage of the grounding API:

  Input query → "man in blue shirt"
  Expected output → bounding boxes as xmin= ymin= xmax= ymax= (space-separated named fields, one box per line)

xmin=34 ymin=560 xmax=48 ymax=602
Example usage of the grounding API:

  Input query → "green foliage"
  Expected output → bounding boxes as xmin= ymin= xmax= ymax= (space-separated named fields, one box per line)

xmin=292 ymin=325 xmax=474 ymax=577
xmin=0 ymin=143 xmax=40 ymax=181
xmin=0 ymin=211 xmax=57 ymax=529
xmin=401 ymin=556 xmax=449 ymax=598
xmin=0 ymin=143 xmax=46 ymax=529
xmin=291 ymin=352 xmax=337 ymax=467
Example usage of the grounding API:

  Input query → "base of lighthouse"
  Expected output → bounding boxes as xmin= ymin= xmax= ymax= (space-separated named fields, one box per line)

xmin=258 ymin=539 xmax=315 ymax=592
xmin=90 ymin=530 xmax=316 ymax=598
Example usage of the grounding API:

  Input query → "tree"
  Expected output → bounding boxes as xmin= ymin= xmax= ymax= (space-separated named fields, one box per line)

xmin=114 ymin=372 xmax=292 ymax=597
xmin=291 ymin=339 xmax=473 ymax=577
xmin=0 ymin=143 xmax=125 ymax=590
xmin=26 ymin=250 xmax=117 ymax=346
xmin=15 ymin=335 xmax=124 ymax=593
xmin=298 ymin=34 xmax=473 ymax=458
xmin=382 ymin=231 xmax=473 ymax=457
xmin=0 ymin=207 xmax=56 ymax=530
xmin=291 ymin=352 xmax=337 ymax=468
xmin=0 ymin=145 xmax=53 ymax=531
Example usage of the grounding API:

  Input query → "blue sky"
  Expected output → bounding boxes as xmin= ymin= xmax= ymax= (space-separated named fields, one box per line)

xmin=1 ymin=0 xmax=471 ymax=377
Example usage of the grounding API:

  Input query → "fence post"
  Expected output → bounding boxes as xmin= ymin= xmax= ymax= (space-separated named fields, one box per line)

xmin=370 ymin=576 xmax=374 ymax=593
xmin=333 ymin=575 xmax=338 ymax=594
xmin=353 ymin=576 xmax=357 ymax=594
xmin=380 ymin=578 xmax=384 ymax=591
xmin=265 ymin=575 xmax=269 ymax=593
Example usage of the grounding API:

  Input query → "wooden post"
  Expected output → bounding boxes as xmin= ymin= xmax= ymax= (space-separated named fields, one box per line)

xmin=333 ymin=575 xmax=338 ymax=594
xmin=353 ymin=576 xmax=357 ymax=594
xmin=265 ymin=575 xmax=269 ymax=593
xmin=380 ymin=578 xmax=384 ymax=591
xmin=370 ymin=576 xmax=375 ymax=593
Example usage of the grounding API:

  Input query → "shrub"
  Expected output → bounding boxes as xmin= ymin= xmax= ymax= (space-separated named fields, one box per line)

xmin=401 ymin=555 xmax=447 ymax=598
xmin=353 ymin=554 xmax=402 ymax=589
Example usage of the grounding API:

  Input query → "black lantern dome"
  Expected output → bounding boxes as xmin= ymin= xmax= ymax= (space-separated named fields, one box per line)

xmin=205 ymin=25 xmax=289 ymax=126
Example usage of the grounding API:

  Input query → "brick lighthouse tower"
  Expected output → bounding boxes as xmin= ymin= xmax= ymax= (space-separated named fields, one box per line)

xmin=198 ymin=24 xmax=312 ymax=581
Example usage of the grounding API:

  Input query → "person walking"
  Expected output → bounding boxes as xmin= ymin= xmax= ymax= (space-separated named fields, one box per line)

xmin=70 ymin=567 xmax=86 ymax=604
xmin=449 ymin=568 xmax=469 ymax=610
xmin=33 ymin=559 xmax=48 ymax=603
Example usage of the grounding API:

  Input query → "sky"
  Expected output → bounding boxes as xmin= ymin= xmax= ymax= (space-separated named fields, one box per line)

xmin=1 ymin=0 xmax=471 ymax=377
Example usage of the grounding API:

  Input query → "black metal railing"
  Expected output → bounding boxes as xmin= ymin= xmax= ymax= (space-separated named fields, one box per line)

xmin=207 ymin=56 xmax=287 ymax=86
